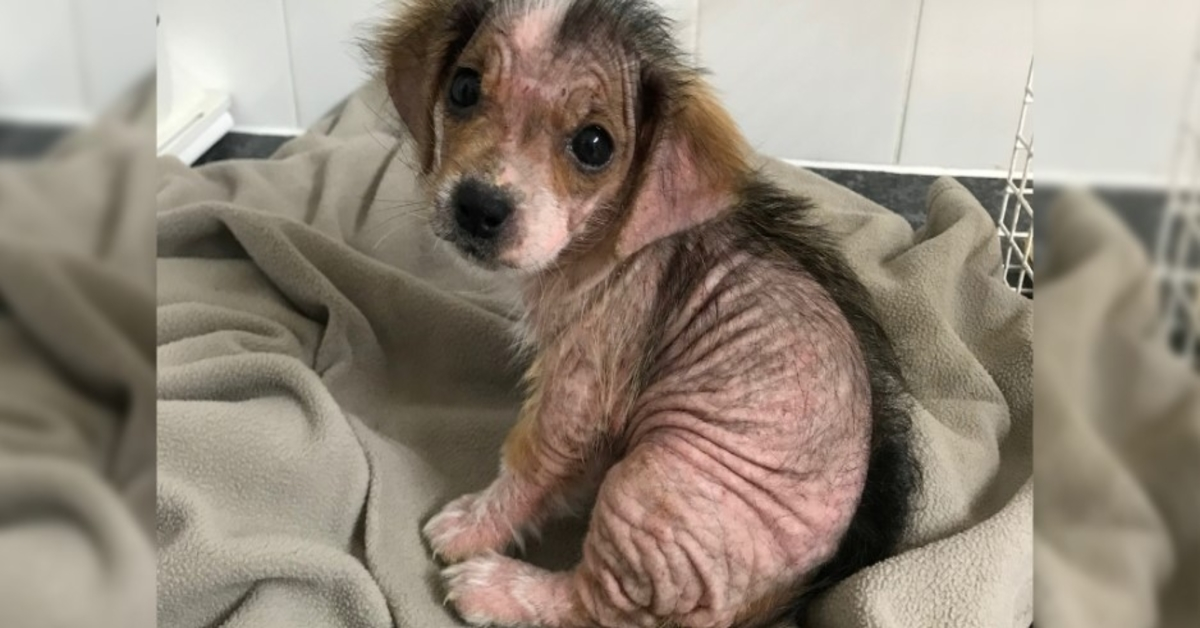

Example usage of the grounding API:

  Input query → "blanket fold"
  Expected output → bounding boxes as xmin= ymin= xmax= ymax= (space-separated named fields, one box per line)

xmin=1 ymin=80 xmax=157 ymax=628
xmin=1035 ymin=192 xmax=1200 ymax=628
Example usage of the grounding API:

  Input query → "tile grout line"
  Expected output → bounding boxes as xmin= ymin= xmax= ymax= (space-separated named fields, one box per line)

xmin=278 ymin=0 xmax=303 ymax=128
xmin=66 ymin=0 xmax=94 ymax=112
xmin=894 ymin=0 xmax=926 ymax=165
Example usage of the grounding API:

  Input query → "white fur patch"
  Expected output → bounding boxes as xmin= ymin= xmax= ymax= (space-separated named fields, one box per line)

xmin=422 ymin=493 xmax=483 ymax=561
xmin=511 ymin=570 xmax=543 ymax=618
xmin=508 ymin=186 xmax=570 ymax=270
xmin=442 ymin=553 xmax=524 ymax=627
xmin=494 ymin=158 xmax=571 ymax=271
xmin=442 ymin=554 xmax=503 ymax=603
xmin=510 ymin=5 xmax=564 ymax=53
xmin=431 ymin=101 xmax=446 ymax=170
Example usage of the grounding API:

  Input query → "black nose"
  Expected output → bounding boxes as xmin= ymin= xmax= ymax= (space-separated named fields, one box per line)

xmin=453 ymin=179 xmax=512 ymax=240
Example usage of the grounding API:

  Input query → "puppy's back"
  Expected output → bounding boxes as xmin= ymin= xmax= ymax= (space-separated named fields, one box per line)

xmin=724 ymin=176 xmax=920 ymax=622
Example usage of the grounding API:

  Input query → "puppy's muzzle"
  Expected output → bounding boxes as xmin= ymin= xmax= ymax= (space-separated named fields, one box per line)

xmin=453 ymin=179 xmax=513 ymax=241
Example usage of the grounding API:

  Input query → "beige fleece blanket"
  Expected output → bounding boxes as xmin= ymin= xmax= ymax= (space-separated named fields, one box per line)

xmin=1036 ymin=192 xmax=1200 ymax=628
xmin=155 ymin=80 xmax=1033 ymax=628
xmin=0 ymin=84 xmax=157 ymax=627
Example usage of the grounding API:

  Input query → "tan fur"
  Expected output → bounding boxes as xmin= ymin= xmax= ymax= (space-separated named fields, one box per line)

xmin=372 ymin=0 xmax=468 ymax=171
xmin=502 ymin=355 xmax=544 ymax=475
xmin=544 ymin=84 xmax=751 ymax=292
xmin=613 ymin=81 xmax=750 ymax=258
xmin=375 ymin=1 xmax=757 ymax=273
xmin=671 ymin=82 xmax=750 ymax=190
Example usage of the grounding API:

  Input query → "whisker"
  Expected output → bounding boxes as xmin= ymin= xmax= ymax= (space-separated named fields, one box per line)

xmin=372 ymin=198 xmax=428 ymax=205
xmin=370 ymin=211 xmax=429 ymax=236
xmin=372 ymin=203 xmax=430 ymax=216
xmin=371 ymin=225 xmax=408 ymax=252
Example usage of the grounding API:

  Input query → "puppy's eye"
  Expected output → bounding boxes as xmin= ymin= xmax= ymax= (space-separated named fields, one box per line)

xmin=447 ymin=67 xmax=481 ymax=112
xmin=569 ymin=125 xmax=614 ymax=170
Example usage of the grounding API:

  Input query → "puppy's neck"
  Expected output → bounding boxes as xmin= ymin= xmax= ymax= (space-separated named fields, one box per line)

xmin=517 ymin=194 xmax=733 ymax=347
xmin=518 ymin=238 xmax=624 ymax=337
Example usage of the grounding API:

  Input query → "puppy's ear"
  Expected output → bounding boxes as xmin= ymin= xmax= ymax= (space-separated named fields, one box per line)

xmin=616 ymin=78 xmax=748 ymax=257
xmin=377 ymin=0 xmax=491 ymax=171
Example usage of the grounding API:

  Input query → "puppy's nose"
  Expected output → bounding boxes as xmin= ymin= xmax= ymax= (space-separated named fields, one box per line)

xmin=453 ymin=179 xmax=512 ymax=240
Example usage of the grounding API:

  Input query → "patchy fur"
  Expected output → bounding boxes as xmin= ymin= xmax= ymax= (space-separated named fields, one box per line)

xmin=376 ymin=1 xmax=920 ymax=626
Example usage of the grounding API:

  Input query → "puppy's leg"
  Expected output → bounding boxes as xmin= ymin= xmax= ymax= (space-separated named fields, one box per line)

xmin=442 ymin=553 xmax=655 ymax=628
xmin=442 ymin=554 xmax=589 ymax=628
xmin=423 ymin=354 xmax=607 ymax=561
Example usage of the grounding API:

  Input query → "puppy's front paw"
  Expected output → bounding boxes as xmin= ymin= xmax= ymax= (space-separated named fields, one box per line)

xmin=423 ymin=491 xmax=514 ymax=563
xmin=443 ymin=554 xmax=531 ymax=627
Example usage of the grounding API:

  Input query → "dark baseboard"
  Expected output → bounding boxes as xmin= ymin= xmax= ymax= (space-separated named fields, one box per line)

xmin=0 ymin=122 xmax=71 ymax=159
xmin=194 ymin=132 xmax=294 ymax=166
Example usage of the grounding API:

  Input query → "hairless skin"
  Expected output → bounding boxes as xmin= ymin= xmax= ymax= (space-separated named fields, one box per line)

xmin=374 ymin=1 xmax=919 ymax=626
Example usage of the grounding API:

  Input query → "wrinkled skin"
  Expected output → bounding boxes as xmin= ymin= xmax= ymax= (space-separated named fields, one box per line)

xmin=384 ymin=2 xmax=876 ymax=627
xmin=424 ymin=234 xmax=871 ymax=628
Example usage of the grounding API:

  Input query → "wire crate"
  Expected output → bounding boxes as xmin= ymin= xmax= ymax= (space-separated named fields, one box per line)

xmin=998 ymin=62 xmax=1035 ymax=298
xmin=1156 ymin=34 xmax=1200 ymax=364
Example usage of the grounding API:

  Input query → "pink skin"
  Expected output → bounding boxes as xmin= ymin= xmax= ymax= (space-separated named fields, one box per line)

xmin=428 ymin=3 xmax=631 ymax=273
xmin=418 ymin=8 xmax=871 ymax=628
xmin=423 ymin=246 xmax=871 ymax=628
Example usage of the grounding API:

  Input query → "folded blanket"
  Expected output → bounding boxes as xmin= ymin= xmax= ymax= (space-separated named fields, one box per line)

xmin=156 ymin=80 xmax=1032 ymax=628
xmin=0 ymin=82 xmax=157 ymax=628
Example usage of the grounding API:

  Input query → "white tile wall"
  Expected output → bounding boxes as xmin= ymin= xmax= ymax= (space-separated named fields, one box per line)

xmin=284 ymin=0 xmax=389 ymax=127
xmin=0 ymin=1 xmax=88 ymax=122
xmin=696 ymin=0 xmax=923 ymax=164
xmin=158 ymin=0 xmax=300 ymax=132
xmin=1038 ymin=0 xmax=1200 ymax=180
xmin=74 ymin=0 xmax=155 ymax=113
xmin=899 ymin=0 xmax=1033 ymax=170
xmin=0 ymin=0 xmax=154 ymax=122
xmin=10 ymin=0 xmax=1196 ymax=178
xmin=655 ymin=0 xmax=699 ymax=57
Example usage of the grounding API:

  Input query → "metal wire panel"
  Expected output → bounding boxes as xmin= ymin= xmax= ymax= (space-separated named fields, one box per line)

xmin=1156 ymin=34 xmax=1200 ymax=362
xmin=998 ymin=62 xmax=1035 ymax=298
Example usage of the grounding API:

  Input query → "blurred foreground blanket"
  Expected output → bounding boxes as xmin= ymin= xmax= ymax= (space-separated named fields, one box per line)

xmin=156 ymin=81 xmax=1032 ymax=628
xmin=0 ymin=86 xmax=156 ymax=626
xmin=1037 ymin=194 xmax=1200 ymax=628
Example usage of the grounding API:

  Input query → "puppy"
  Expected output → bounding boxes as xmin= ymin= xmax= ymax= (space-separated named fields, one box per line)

xmin=375 ymin=1 xmax=919 ymax=626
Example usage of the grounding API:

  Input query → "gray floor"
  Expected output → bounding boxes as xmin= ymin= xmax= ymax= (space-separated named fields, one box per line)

xmin=809 ymin=168 xmax=1008 ymax=231
xmin=0 ymin=123 xmax=70 ymax=159
xmin=194 ymin=132 xmax=293 ymax=166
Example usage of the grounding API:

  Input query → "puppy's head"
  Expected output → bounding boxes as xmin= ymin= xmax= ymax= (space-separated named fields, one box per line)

xmin=378 ymin=0 xmax=747 ymax=272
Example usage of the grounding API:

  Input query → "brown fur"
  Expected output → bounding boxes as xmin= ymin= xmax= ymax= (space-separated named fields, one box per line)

xmin=614 ymin=81 xmax=750 ymax=258
xmin=373 ymin=0 xmax=493 ymax=170
xmin=501 ymin=355 xmax=543 ymax=474
xmin=371 ymin=0 xmax=752 ymax=275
